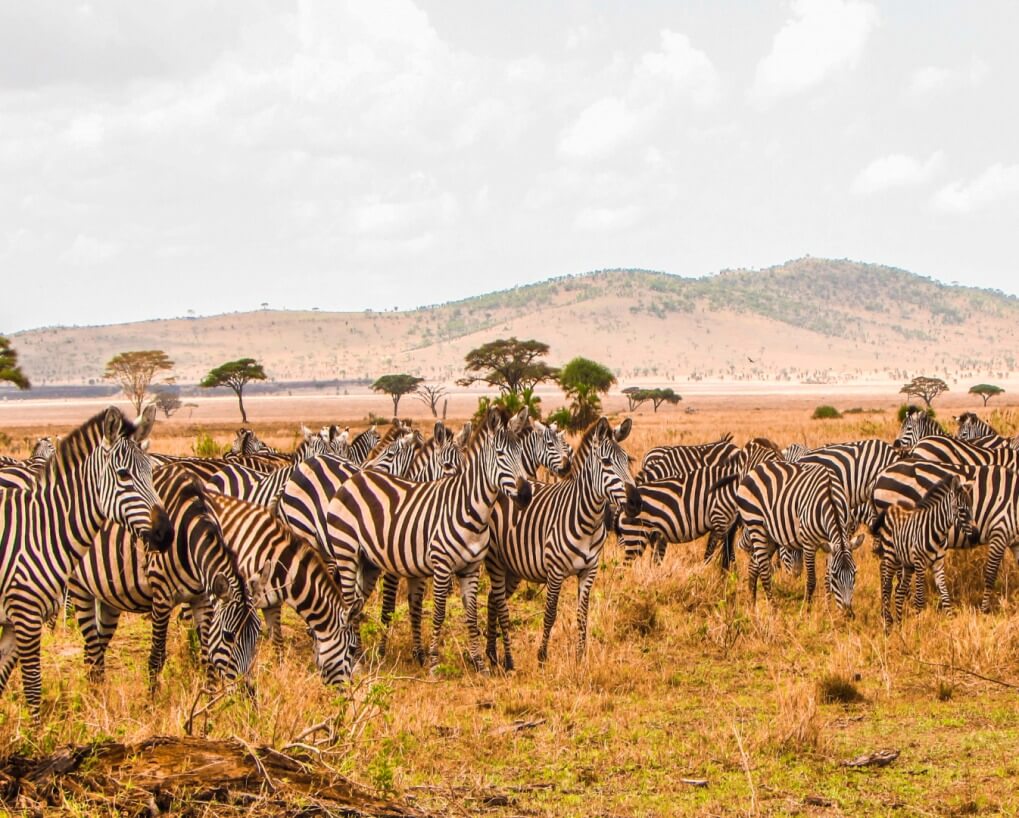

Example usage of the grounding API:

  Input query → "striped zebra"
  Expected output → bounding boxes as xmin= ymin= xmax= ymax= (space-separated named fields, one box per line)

xmin=485 ymin=418 xmax=640 ymax=670
xmin=872 ymin=460 xmax=1014 ymax=612
xmin=521 ymin=420 xmax=572 ymax=479
xmin=909 ymin=436 xmax=1019 ymax=470
xmin=737 ymin=461 xmax=864 ymax=615
xmin=954 ymin=412 xmax=1017 ymax=449
xmin=782 ymin=443 xmax=810 ymax=463
xmin=873 ymin=474 xmax=973 ymax=624
xmin=326 ymin=408 xmax=531 ymax=672
xmin=636 ymin=434 xmax=737 ymax=483
xmin=198 ymin=492 xmax=358 ymax=685
xmin=66 ymin=465 xmax=260 ymax=687
xmin=347 ymin=425 xmax=386 ymax=466
xmin=0 ymin=437 xmax=57 ymax=491
xmin=227 ymin=428 xmax=282 ymax=457
xmin=798 ymin=439 xmax=897 ymax=530
xmin=894 ymin=406 xmax=943 ymax=451
xmin=0 ymin=406 xmax=173 ymax=715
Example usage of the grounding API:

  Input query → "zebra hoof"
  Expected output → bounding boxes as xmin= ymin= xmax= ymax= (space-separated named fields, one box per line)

xmin=412 ymin=648 xmax=427 ymax=667
xmin=536 ymin=647 xmax=548 ymax=665
xmin=86 ymin=667 xmax=105 ymax=685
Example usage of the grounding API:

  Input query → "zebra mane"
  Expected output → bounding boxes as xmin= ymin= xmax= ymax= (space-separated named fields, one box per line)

xmin=465 ymin=407 xmax=510 ymax=454
xmin=39 ymin=407 xmax=134 ymax=488
xmin=916 ymin=474 xmax=962 ymax=511
xmin=746 ymin=437 xmax=784 ymax=457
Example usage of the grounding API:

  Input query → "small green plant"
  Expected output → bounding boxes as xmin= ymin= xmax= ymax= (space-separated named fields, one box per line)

xmin=192 ymin=432 xmax=221 ymax=457
xmin=545 ymin=407 xmax=572 ymax=429
xmin=812 ymin=405 xmax=841 ymax=420
xmin=898 ymin=403 xmax=936 ymax=423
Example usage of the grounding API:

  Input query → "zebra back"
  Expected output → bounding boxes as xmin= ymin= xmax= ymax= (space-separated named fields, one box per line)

xmin=909 ymin=436 xmax=1019 ymax=470
xmin=637 ymin=433 xmax=737 ymax=483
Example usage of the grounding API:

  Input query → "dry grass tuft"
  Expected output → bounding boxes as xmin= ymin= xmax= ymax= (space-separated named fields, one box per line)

xmin=817 ymin=672 xmax=864 ymax=704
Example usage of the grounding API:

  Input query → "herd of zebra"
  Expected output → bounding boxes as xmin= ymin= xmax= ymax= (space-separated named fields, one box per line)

xmin=0 ymin=403 xmax=1016 ymax=720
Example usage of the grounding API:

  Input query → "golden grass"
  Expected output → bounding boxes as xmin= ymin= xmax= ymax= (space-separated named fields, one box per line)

xmin=2 ymin=405 xmax=1019 ymax=815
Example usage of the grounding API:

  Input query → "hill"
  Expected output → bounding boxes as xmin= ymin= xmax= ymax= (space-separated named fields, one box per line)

xmin=9 ymin=258 xmax=1019 ymax=387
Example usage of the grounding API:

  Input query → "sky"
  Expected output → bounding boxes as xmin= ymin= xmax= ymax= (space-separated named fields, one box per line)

xmin=2 ymin=1 xmax=1018 ymax=333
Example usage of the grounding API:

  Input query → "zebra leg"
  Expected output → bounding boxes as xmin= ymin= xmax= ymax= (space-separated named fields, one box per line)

xmin=879 ymin=555 xmax=895 ymax=628
xmin=575 ymin=565 xmax=600 ymax=661
xmin=651 ymin=533 xmax=667 ymax=565
xmin=148 ymin=603 xmax=174 ymax=690
xmin=484 ymin=561 xmax=506 ymax=668
xmin=262 ymin=604 xmax=285 ymax=651
xmin=980 ymin=534 xmax=1009 ymax=613
xmin=68 ymin=583 xmax=109 ymax=682
xmin=913 ymin=566 xmax=927 ymax=611
xmin=537 ymin=570 xmax=565 ymax=665
xmin=427 ymin=565 xmax=455 ymax=672
xmin=457 ymin=568 xmax=486 ymax=673
xmin=894 ymin=566 xmax=914 ymax=622
xmin=378 ymin=573 xmax=400 ymax=658
xmin=746 ymin=530 xmax=773 ymax=604
xmin=189 ymin=599 xmax=216 ymax=684
xmin=88 ymin=602 xmax=122 ymax=683
xmin=13 ymin=614 xmax=46 ymax=718
xmin=0 ymin=625 xmax=18 ymax=697
xmin=803 ymin=546 xmax=817 ymax=605
xmin=932 ymin=557 xmax=953 ymax=615
xmin=407 ymin=577 xmax=428 ymax=666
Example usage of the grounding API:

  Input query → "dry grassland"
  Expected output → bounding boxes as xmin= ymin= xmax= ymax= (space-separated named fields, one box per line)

xmin=2 ymin=402 xmax=1019 ymax=816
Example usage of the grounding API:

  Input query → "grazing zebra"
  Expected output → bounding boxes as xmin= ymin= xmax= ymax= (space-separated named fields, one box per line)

xmin=202 ymin=492 xmax=358 ymax=685
xmin=909 ymin=436 xmax=1019 ymax=470
xmin=737 ymin=461 xmax=864 ymax=615
xmin=485 ymin=418 xmax=640 ymax=670
xmin=872 ymin=460 xmax=1015 ymax=612
xmin=637 ymin=434 xmax=737 ymax=483
xmin=326 ymin=408 xmax=531 ymax=672
xmin=66 ymin=465 xmax=260 ymax=686
xmin=874 ymin=474 xmax=973 ymax=624
xmin=894 ymin=406 xmax=943 ymax=451
xmin=617 ymin=464 xmax=741 ymax=565
xmin=0 ymin=407 xmax=173 ymax=715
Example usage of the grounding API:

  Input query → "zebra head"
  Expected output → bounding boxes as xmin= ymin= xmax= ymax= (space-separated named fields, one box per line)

xmin=231 ymin=428 xmax=266 ymax=455
xmin=582 ymin=417 xmax=641 ymax=518
xmin=826 ymin=532 xmax=865 ymax=617
xmin=32 ymin=436 xmax=57 ymax=462
xmin=478 ymin=407 xmax=532 ymax=508
xmin=894 ymin=406 xmax=941 ymax=452
xmin=297 ymin=425 xmax=329 ymax=461
xmin=528 ymin=420 xmax=572 ymax=478
xmin=97 ymin=406 xmax=173 ymax=551
xmin=954 ymin=412 xmax=994 ymax=442
xmin=409 ymin=422 xmax=466 ymax=481
xmin=206 ymin=563 xmax=262 ymax=683
xmin=322 ymin=425 xmax=350 ymax=458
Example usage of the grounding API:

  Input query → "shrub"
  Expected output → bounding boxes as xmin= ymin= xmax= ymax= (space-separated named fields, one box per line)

xmin=545 ymin=407 xmax=572 ymax=429
xmin=898 ymin=403 xmax=935 ymax=423
xmin=192 ymin=432 xmax=221 ymax=458
xmin=812 ymin=405 xmax=841 ymax=420
xmin=818 ymin=672 xmax=863 ymax=704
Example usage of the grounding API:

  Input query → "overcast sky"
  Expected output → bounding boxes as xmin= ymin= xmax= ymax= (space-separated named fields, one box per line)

xmin=2 ymin=1 xmax=1018 ymax=333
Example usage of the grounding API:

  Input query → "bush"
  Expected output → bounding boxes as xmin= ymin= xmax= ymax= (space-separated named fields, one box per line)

xmin=818 ymin=672 xmax=863 ymax=704
xmin=898 ymin=403 xmax=935 ymax=423
xmin=545 ymin=407 xmax=572 ymax=429
xmin=812 ymin=405 xmax=841 ymax=420
xmin=192 ymin=432 xmax=221 ymax=458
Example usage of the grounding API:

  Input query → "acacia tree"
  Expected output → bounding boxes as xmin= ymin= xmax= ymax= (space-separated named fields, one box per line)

xmin=458 ymin=338 xmax=559 ymax=395
xmin=151 ymin=385 xmax=187 ymax=418
xmin=900 ymin=376 xmax=949 ymax=409
xmin=104 ymin=350 xmax=174 ymax=414
xmin=622 ymin=386 xmax=646 ymax=411
xmin=559 ymin=356 xmax=616 ymax=431
xmin=415 ymin=383 xmax=448 ymax=417
xmin=373 ymin=373 xmax=424 ymax=416
xmin=0 ymin=336 xmax=30 ymax=389
xmin=969 ymin=383 xmax=1005 ymax=407
xmin=201 ymin=358 xmax=267 ymax=422
xmin=643 ymin=387 xmax=682 ymax=412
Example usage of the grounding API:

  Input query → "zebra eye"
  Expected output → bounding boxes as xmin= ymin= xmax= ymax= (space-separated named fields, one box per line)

xmin=222 ymin=630 xmax=235 ymax=643
xmin=116 ymin=468 xmax=131 ymax=480
xmin=601 ymin=457 xmax=613 ymax=466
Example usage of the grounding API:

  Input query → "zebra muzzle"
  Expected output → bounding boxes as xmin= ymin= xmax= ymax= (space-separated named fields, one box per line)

xmin=512 ymin=478 xmax=533 ymax=509
xmin=146 ymin=506 xmax=174 ymax=552
xmin=622 ymin=484 xmax=642 ymax=519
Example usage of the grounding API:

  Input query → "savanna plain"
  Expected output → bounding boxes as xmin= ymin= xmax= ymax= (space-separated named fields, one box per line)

xmin=2 ymin=398 xmax=1019 ymax=817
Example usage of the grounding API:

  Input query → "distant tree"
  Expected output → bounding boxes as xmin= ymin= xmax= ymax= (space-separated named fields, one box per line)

xmin=458 ymin=338 xmax=559 ymax=395
xmin=622 ymin=386 xmax=646 ymax=411
xmin=559 ymin=357 xmax=616 ymax=431
xmin=104 ymin=350 xmax=174 ymax=414
xmin=642 ymin=388 xmax=682 ymax=412
xmin=415 ymin=383 xmax=448 ymax=417
xmin=151 ymin=385 xmax=183 ymax=418
xmin=471 ymin=387 xmax=543 ymax=425
xmin=201 ymin=358 xmax=267 ymax=422
xmin=900 ymin=376 xmax=949 ymax=409
xmin=372 ymin=373 xmax=424 ymax=416
xmin=0 ymin=336 xmax=30 ymax=389
xmin=969 ymin=383 xmax=1005 ymax=407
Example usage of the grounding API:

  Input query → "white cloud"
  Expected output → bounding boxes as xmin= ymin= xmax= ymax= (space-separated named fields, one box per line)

xmin=933 ymin=164 xmax=1019 ymax=213
xmin=635 ymin=30 xmax=721 ymax=106
xmin=574 ymin=205 xmax=641 ymax=231
xmin=851 ymin=151 xmax=943 ymax=195
xmin=908 ymin=57 xmax=989 ymax=96
xmin=750 ymin=0 xmax=879 ymax=105
xmin=59 ymin=234 xmax=120 ymax=266
xmin=558 ymin=97 xmax=644 ymax=160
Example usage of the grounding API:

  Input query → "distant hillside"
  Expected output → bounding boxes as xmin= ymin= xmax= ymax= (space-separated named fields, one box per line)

xmin=10 ymin=258 xmax=1019 ymax=387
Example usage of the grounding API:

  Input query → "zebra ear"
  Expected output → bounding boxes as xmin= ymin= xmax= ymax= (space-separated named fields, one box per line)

xmin=433 ymin=421 xmax=449 ymax=442
xmin=301 ymin=425 xmax=314 ymax=441
xmin=133 ymin=405 xmax=157 ymax=443
xmin=248 ymin=561 xmax=273 ymax=599
xmin=211 ymin=574 xmax=230 ymax=601
xmin=614 ymin=418 xmax=633 ymax=442
xmin=454 ymin=423 xmax=472 ymax=448
xmin=508 ymin=408 xmax=529 ymax=435
xmin=102 ymin=406 xmax=124 ymax=448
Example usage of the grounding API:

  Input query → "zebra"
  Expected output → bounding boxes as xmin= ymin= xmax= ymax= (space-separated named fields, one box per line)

xmin=521 ymin=420 xmax=572 ymax=479
xmin=954 ymin=412 xmax=1017 ymax=449
xmin=798 ymin=439 xmax=897 ymax=531
xmin=872 ymin=460 xmax=1014 ymax=612
xmin=873 ymin=474 xmax=973 ymax=625
xmin=200 ymin=492 xmax=358 ymax=686
xmin=485 ymin=417 xmax=640 ymax=670
xmin=617 ymin=463 xmax=742 ymax=566
xmin=908 ymin=436 xmax=1019 ymax=470
xmin=66 ymin=464 xmax=260 ymax=687
xmin=0 ymin=437 xmax=58 ymax=491
xmin=782 ymin=443 xmax=810 ymax=463
xmin=736 ymin=461 xmax=864 ymax=616
xmin=0 ymin=406 xmax=173 ymax=715
xmin=347 ymin=425 xmax=384 ymax=466
xmin=227 ymin=427 xmax=284 ymax=458
xmin=636 ymin=434 xmax=737 ymax=483
xmin=893 ymin=406 xmax=943 ymax=451
xmin=326 ymin=408 xmax=532 ymax=672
